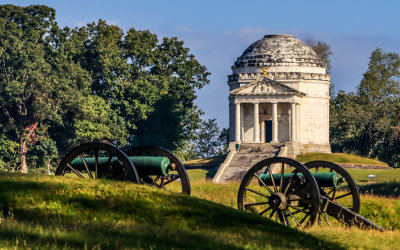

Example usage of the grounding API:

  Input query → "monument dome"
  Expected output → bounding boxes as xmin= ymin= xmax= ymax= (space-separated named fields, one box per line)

xmin=231 ymin=35 xmax=327 ymax=77
xmin=233 ymin=35 xmax=325 ymax=72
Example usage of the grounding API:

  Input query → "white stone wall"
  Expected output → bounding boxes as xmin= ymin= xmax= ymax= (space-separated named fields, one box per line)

xmin=229 ymin=100 xmax=235 ymax=142
xmin=279 ymin=79 xmax=330 ymax=145
xmin=243 ymin=104 xmax=254 ymax=142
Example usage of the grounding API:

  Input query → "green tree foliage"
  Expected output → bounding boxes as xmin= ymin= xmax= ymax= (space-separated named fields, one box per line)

xmin=330 ymin=48 xmax=400 ymax=166
xmin=0 ymin=5 xmax=209 ymax=171
xmin=304 ymin=39 xmax=335 ymax=97
xmin=185 ymin=119 xmax=229 ymax=159
xmin=0 ymin=136 xmax=19 ymax=170
xmin=132 ymin=36 xmax=210 ymax=150
xmin=0 ymin=5 xmax=59 ymax=172
xmin=304 ymin=39 xmax=333 ymax=73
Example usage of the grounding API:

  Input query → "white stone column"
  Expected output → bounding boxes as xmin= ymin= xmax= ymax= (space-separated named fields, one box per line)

xmin=290 ymin=103 xmax=296 ymax=142
xmin=235 ymin=102 xmax=241 ymax=142
xmin=296 ymin=103 xmax=300 ymax=141
xmin=272 ymin=102 xmax=278 ymax=143
xmin=253 ymin=102 xmax=260 ymax=143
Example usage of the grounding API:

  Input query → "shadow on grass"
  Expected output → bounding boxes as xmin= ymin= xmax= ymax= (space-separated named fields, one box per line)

xmin=0 ymin=173 xmax=345 ymax=249
xmin=205 ymin=167 xmax=218 ymax=179
xmin=359 ymin=181 xmax=400 ymax=197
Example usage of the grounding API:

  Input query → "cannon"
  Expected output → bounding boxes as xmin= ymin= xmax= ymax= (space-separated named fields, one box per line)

xmin=55 ymin=142 xmax=191 ymax=195
xmin=237 ymin=157 xmax=383 ymax=230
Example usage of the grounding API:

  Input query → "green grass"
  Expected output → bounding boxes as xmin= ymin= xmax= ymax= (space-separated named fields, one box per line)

xmin=0 ymin=172 xmax=339 ymax=249
xmin=188 ymin=168 xmax=400 ymax=249
xmin=183 ymin=155 xmax=226 ymax=167
xmin=296 ymin=152 xmax=389 ymax=166
xmin=1 ymin=166 xmax=400 ymax=249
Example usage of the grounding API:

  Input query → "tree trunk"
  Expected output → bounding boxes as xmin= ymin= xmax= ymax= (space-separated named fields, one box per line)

xmin=19 ymin=139 xmax=28 ymax=173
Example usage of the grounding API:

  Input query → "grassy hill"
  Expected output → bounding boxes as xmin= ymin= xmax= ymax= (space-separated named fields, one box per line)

xmin=1 ymin=167 xmax=400 ymax=249
xmin=0 ymin=172 xmax=337 ymax=249
xmin=296 ymin=152 xmax=389 ymax=167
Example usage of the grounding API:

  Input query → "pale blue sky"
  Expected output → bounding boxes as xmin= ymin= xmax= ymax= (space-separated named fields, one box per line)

xmin=2 ymin=0 xmax=400 ymax=128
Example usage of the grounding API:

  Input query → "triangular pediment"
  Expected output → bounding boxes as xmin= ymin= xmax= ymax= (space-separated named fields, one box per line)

xmin=230 ymin=77 xmax=305 ymax=96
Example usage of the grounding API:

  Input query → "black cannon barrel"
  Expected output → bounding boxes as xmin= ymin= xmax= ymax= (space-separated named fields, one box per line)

xmin=70 ymin=156 xmax=171 ymax=176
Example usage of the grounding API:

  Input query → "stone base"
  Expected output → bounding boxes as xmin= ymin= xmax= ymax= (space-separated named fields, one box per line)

xmin=300 ymin=143 xmax=331 ymax=154
xmin=250 ymin=142 xmax=331 ymax=159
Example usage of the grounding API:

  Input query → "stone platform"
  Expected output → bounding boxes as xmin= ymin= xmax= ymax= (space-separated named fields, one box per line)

xmin=212 ymin=143 xmax=283 ymax=183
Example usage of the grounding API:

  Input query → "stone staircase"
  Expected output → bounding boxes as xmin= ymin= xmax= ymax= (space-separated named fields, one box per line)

xmin=213 ymin=143 xmax=284 ymax=183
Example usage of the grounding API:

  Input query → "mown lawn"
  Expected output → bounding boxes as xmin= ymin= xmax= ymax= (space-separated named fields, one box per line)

xmin=296 ymin=152 xmax=389 ymax=166
xmin=0 ymin=165 xmax=400 ymax=249
xmin=0 ymin=172 xmax=338 ymax=249
xmin=188 ymin=167 xmax=400 ymax=249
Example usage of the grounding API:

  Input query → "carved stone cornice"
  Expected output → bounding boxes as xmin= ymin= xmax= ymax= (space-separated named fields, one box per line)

xmin=228 ymin=72 xmax=330 ymax=82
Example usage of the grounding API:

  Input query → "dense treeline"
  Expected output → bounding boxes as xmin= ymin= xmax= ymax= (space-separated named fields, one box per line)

xmin=330 ymin=48 xmax=400 ymax=167
xmin=0 ymin=5 xmax=213 ymax=172
xmin=308 ymin=40 xmax=399 ymax=167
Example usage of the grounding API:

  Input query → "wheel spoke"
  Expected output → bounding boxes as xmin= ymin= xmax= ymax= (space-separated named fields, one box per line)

xmin=67 ymin=164 xmax=84 ymax=178
xmin=321 ymin=212 xmax=332 ymax=227
xmin=299 ymin=213 xmax=311 ymax=225
xmin=153 ymin=176 xmax=161 ymax=184
xmin=94 ymin=150 xmax=99 ymax=178
xmin=280 ymin=162 xmax=284 ymax=192
xmin=269 ymin=209 xmax=276 ymax=219
xmin=79 ymin=154 xmax=93 ymax=179
xmin=287 ymin=204 xmax=310 ymax=215
xmin=331 ymin=189 xmax=337 ymax=200
xmin=283 ymin=169 xmax=298 ymax=195
xmin=258 ymin=206 xmax=272 ymax=215
xmin=163 ymin=174 xmax=180 ymax=186
xmin=245 ymin=187 xmax=270 ymax=199
xmin=158 ymin=177 xmax=166 ymax=189
xmin=106 ymin=154 xmax=113 ymax=167
xmin=335 ymin=192 xmax=352 ymax=200
xmin=326 ymin=188 xmax=334 ymax=196
xmin=253 ymin=173 xmax=274 ymax=195
xmin=268 ymin=165 xmax=278 ymax=193
xmin=286 ymin=181 xmax=308 ymax=196
xmin=244 ymin=201 xmax=269 ymax=208
xmin=280 ymin=210 xmax=289 ymax=226
xmin=286 ymin=209 xmax=301 ymax=226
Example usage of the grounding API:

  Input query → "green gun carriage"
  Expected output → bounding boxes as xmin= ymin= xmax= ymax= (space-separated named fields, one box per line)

xmin=237 ymin=157 xmax=383 ymax=231
xmin=55 ymin=142 xmax=191 ymax=195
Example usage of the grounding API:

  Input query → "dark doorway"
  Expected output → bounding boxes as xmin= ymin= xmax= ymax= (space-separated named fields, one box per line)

xmin=265 ymin=120 xmax=272 ymax=142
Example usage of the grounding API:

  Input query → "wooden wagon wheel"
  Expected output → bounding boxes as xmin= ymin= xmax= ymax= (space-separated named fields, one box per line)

xmin=55 ymin=142 xmax=140 ymax=183
xmin=304 ymin=160 xmax=360 ymax=227
xmin=238 ymin=157 xmax=320 ymax=228
xmin=126 ymin=146 xmax=191 ymax=195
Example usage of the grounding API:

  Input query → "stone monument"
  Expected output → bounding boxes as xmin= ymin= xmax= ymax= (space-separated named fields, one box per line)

xmin=213 ymin=34 xmax=331 ymax=183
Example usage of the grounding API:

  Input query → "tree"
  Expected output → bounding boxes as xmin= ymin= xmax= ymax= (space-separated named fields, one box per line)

xmin=0 ymin=5 xmax=59 ymax=172
xmin=330 ymin=48 xmax=400 ymax=165
xmin=194 ymin=119 xmax=220 ymax=158
xmin=218 ymin=128 xmax=229 ymax=155
xmin=127 ymin=34 xmax=210 ymax=150
xmin=0 ymin=6 xmax=127 ymax=171
xmin=72 ymin=22 xmax=210 ymax=151
xmin=304 ymin=39 xmax=333 ymax=73
xmin=0 ymin=5 xmax=210 ymax=171
xmin=0 ymin=136 xmax=19 ymax=171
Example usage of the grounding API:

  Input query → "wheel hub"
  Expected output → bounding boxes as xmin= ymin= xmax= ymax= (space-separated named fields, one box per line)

xmin=269 ymin=192 xmax=288 ymax=210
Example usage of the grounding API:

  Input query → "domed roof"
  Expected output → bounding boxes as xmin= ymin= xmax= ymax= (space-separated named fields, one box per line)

xmin=233 ymin=35 xmax=325 ymax=69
